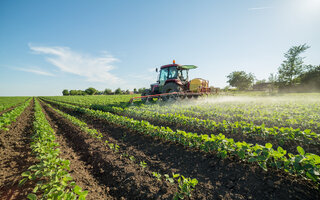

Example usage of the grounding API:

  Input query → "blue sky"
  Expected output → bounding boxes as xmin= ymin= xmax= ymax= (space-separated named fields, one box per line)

xmin=1 ymin=0 xmax=320 ymax=96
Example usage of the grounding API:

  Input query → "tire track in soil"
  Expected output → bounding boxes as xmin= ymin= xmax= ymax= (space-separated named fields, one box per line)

xmin=44 ymin=100 xmax=320 ymax=200
xmin=40 ymin=101 xmax=175 ymax=200
xmin=0 ymin=99 xmax=36 ymax=200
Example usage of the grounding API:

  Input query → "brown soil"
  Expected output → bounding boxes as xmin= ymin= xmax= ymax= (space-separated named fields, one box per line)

xmin=0 ymin=107 xmax=15 ymax=116
xmin=45 ymin=100 xmax=320 ymax=200
xmin=40 ymin=101 xmax=176 ymax=199
xmin=0 ymin=99 xmax=30 ymax=116
xmin=46 ymin=99 xmax=319 ymax=155
xmin=116 ymin=112 xmax=320 ymax=155
xmin=0 ymin=99 xmax=36 ymax=200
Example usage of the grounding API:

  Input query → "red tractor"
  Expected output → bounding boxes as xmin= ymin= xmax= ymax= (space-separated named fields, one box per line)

xmin=130 ymin=60 xmax=216 ymax=103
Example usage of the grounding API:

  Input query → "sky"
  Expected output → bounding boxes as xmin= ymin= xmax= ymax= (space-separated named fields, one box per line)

xmin=0 ymin=0 xmax=320 ymax=96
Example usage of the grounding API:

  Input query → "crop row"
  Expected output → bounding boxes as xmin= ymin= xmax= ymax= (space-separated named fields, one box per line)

xmin=0 ymin=98 xmax=32 ymax=131
xmin=20 ymin=99 xmax=87 ymax=200
xmin=133 ymin=102 xmax=320 ymax=133
xmin=42 ymin=101 xmax=198 ymax=199
xmin=82 ymin=102 xmax=320 ymax=146
xmin=42 ymin=95 xmax=137 ymax=107
xmin=0 ymin=97 xmax=29 ymax=113
xmin=43 ymin=95 xmax=320 ymax=133
xmin=44 ymin=99 xmax=320 ymax=184
xmin=43 ymin=96 xmax=320 ymax=143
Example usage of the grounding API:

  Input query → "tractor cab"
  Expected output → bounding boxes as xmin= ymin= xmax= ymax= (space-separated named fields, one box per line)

xmin=158 ymin=64 xmax=189 ymax=85
xmin=150 ymin=61 xmax=197 ymax=94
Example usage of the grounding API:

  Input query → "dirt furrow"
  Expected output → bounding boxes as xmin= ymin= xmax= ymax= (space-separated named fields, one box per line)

xmin=0 ymin=99 xmax=36 ymax=200
xmin=44 ymin=100 xmax=320 ymax=200
xmin=96 ymin=107 xmax=320 ymax=155
xmin=0 ymin=98 xmax=30 ymax=116
xmin=40 ymin=101 xmax=175 ymax=199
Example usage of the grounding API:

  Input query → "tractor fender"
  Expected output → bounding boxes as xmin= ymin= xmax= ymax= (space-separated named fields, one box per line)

xmin=165 ymin=79 xmax=183 ymax=86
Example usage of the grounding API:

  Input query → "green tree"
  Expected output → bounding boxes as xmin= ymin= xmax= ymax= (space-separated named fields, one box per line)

xmin=115 ymin=88 xmax=122 ymax=94
xmin=268 ymin=73 xmax=277 ymax=83
xmin=104 ymin=88 xmax=112 ymax=95
xmin=267 ymin=73 xmax=278 ymax=92
xmin=255 ymin=79 xmax=266 ymax=85
xmin=138 ymin=87 xmax=146 ymax=93
xmin=69 ymin=90 xmax=77 ymax=95
xmin=78 ymin=90 xmax=86 ymax=95
xmin=277 ymin=44 xmax=310 ymax=86
xmin=299 ymin=65 xmax=320 ymax=90
xmin=62 ymin=89 xmax=69 ymax=96
xmin=226 ymin=71 xmax=255 ymax=90
xmin=85 ymin=87 xmax=97 ymax=95
xmin=133 ymin=88 xmax=137 ymax=93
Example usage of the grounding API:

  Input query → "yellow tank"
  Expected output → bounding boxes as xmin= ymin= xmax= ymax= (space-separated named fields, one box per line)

xmin=189 ymin=78 xmax=209 ymax=92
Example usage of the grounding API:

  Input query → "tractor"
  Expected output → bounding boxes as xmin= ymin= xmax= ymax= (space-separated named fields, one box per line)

xmin=129 ymin=60 xmax=216 ymax=103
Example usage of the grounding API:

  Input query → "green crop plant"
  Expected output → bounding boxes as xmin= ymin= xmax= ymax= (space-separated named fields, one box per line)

xmin=139 ymin=161 xmax=147 ymax=168
xmin=41 ymin=98 xmax=320 ymax=183
xmin=174 ymin=176 xmax=198 ymax=200
xmin=129 ymin=156 xmax=136 ymax=161
xmin=0 ymin=97 xmax=29 ymax=111
xmin=43 ymin=102 xmax=102 ymax=140
xmin=108 ymin=143 xmax=120 ymax=152
xmin=0 ymin=98 xmax=32 ymax=131
xmin=19 ymin=99 xmax=87 ymax=199
xmin=164 ymin=174 xmax=174 ymax=184
xmin=152 ymin=172 xmax=162 ymax=180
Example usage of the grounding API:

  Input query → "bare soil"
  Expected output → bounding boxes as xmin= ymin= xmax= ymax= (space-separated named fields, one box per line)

xmin=45 ymin=100 xmax=320 ymax=200
xmin=57 ymin=100 xmax=320 ymax=155
xmin=0 ymin=99 xmax=36 ymax=200
xmin=40 ymin=101 xmax=177 ymax=199
xmin=116 ymin=112 xmax=320 ymax=155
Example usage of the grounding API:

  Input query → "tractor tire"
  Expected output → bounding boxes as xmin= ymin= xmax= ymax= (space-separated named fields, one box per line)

xmin=162 ymin=82 xmax=183 ymax=93
xmin=162 ymin=82 xmax=182 ymax=101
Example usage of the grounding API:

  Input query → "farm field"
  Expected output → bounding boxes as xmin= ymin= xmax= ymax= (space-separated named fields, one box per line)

xmin=0 ymin=94 xmax=319 ymax=199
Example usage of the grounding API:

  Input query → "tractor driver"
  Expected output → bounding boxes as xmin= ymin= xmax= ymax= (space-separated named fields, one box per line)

xmin=168 ymin=67 xmax=177 ymax=79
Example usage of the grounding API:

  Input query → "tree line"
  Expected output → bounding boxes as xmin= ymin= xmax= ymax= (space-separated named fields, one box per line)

xmin=62 ymin=87 xmax=146 ymax=96
xmin=226 ymin=44 xmax=320 ymax=92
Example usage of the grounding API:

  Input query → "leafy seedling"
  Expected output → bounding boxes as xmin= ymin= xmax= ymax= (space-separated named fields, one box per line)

xmin=129 ymin=156 xmax=135 ymax=161
xmin=139 ymin=161 xmax=147 ymax=169
xmin=152 ymin=172 xmax=162 ymax=180
xmin=164 ymin=174 xmax=174 ymax=184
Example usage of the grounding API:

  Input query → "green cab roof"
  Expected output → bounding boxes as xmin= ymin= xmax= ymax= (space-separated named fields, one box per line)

xmin=179 ymin=65 xmax=198 ymax=70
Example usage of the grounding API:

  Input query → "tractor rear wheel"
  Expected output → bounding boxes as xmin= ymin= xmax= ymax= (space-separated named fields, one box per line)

xmin=162 ymin=82 xmax=182 ymax=101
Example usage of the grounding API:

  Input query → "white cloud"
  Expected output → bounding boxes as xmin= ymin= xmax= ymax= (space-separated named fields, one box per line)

xmin=248 ymin=6 xmax=272 ymax=11
xmin=15 ymin=67 xmax=55 ymax=76
xmin=29 ymin=44 xmax=123 ymax=84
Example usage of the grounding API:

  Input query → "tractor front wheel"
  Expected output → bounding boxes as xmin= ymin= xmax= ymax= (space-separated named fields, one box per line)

xmin=141 ymin=89 xmax=151 ymax=102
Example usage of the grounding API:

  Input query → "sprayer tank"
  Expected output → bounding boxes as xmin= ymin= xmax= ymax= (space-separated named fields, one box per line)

xmin=190 ymin=78 xmax=209 ymax=92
